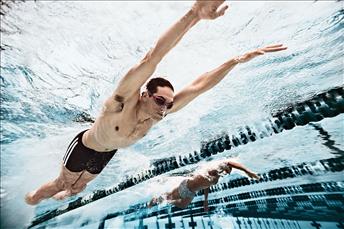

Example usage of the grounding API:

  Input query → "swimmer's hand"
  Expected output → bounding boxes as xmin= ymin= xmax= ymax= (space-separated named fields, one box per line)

xmin=192 ymin=0 xmax=229 ymax=20
xmin=236 ymin=44 xmax=288 ymax=63
xmin=245 ymin=171 xmax=260 ymax=180
xmin=148 ymin=196 xmax=164 ymax=208
xmin=204 ymin=201 xmax=209 ymax=212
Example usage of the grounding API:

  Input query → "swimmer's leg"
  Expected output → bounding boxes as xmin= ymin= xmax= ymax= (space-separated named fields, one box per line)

xmin=169 ymin=197 xmax=193 ymax=208
xmin=53 ymin=170 xmax=96 ymax=200
xmin=25 ymin=165 xmax=83 ymax=205
xmin=52 ymin=189 xmax=73 ymax=200
xmin=147 ymin=194 xmax=167 ymax=208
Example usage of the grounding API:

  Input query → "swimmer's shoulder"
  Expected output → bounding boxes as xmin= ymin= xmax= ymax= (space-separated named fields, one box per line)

xmin=103 ymin=91 xmax=140 ymax=113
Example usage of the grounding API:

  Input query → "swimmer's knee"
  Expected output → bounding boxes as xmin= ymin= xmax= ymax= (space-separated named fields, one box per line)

xmin=71 ymin=184 xmax=86 ymax=194
xmin=54 ymin=178 xmax=69 ymax=190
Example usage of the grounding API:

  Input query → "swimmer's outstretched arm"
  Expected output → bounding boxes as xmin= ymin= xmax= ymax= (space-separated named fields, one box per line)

xmin=203 ymin=187 xmax=209 ymax=212
xmin=225 ymin=160 xmax=260 ymax=180
xmin=168 ymin=44 xmax=287 ymax=113
xmin=111 ymin=0 xmax=229 ymax=104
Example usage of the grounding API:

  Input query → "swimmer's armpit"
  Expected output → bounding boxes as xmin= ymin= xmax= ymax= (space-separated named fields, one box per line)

xmin=114 ymin=94 xmax=125 ymax=103
xmin=113 ymin=94 xmax=125 ymax=112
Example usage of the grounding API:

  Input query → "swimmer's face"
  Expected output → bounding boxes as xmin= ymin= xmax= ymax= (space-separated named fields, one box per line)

xmin=222 ymin=166 xmax=232 ymax=175
xmin=147 ymin=86 xmax=174 ymax=120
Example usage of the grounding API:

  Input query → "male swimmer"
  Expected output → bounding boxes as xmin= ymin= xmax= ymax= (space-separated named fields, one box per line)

xmin=26 ymin=0 xmax=286 ymax=205
xmin=148 ymin=159 xmax=259 ymax=210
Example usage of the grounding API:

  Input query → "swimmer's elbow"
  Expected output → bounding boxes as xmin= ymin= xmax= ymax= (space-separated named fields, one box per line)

xmin=141 ymin=48 xmax=161 ymax=66
xmin=191 ymin=74 xmax=214 ymax=94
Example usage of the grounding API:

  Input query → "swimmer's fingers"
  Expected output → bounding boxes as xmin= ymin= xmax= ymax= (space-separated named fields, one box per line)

xmin=204 ymin=202 xmax=209 ymax=212
xmin=236 ymin=44 xmax=287 ymax=63
xmin=216 ymin=5 xmax=229 ymax=17
xmin=261 ymin=44 xmax=288 ymax=52
xmin=193 ymin=0 xmax=229 ymax=20
xmin=236 ymin=51 xmax=263 ymax=63
xmin=263 ymin=47 xmax=288 ymax=52
xmin=251 ymin=173 xmax=260 ymax=180
xmin=246 ymin=171 xmax=260 ymax=180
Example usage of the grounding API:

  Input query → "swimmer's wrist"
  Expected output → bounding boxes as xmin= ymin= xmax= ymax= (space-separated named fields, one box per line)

xmin=233 ymin=56 xmax=242 ymax=64
xmin=188 ymin=8 xmax=201 ymax=21
xmin=224 ymin=57 xmax=241 ymax=66
xmin=190 ymin=3 xmax=200 ymax=19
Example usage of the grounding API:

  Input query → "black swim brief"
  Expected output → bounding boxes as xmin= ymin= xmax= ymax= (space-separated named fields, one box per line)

xmin=63 ymin=130 xmax=117 ymax=174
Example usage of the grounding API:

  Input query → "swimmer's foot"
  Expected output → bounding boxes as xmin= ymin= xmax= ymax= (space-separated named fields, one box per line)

xmin=52 ymin=190 xmax=72 ymax=200
xmin=25 ymin=190 xmax=41 ymax=205
xmin=147 ymin=197 xmax=158 ymax=208
xmin=147 ymin=196 xmax=164 ymax=208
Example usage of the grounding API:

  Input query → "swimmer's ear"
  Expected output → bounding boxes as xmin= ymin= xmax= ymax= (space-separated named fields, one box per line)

xmin=224 ymin=167 xmax=232 ymax=174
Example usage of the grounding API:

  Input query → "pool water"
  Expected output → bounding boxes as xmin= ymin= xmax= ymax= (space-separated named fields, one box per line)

xmin=1 ymin=1 xmax=343 ymax=229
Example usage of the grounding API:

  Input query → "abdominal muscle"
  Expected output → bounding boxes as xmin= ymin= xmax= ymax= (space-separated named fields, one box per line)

xmin=188 ymin=174 xmax=219 ymax=192
xmin=82 ymin=128 xmax=133 ymax=152
xmin=82 ymin=113 xmax=154 ymax=152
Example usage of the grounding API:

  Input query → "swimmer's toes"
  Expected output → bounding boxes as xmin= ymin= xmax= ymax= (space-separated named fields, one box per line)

xmin=147 ymin=197 xmax=158 ymax=208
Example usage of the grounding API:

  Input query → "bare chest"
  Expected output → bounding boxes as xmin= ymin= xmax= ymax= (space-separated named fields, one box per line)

xmin=89 ymin=110 xmax=154 ymax=150
xmin=190 ymin=174 xmax=219 ymax=189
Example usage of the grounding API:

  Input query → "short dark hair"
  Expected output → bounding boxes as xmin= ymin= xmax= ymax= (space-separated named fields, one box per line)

xmin=146 ymin=77 xmax=174 ymax=94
